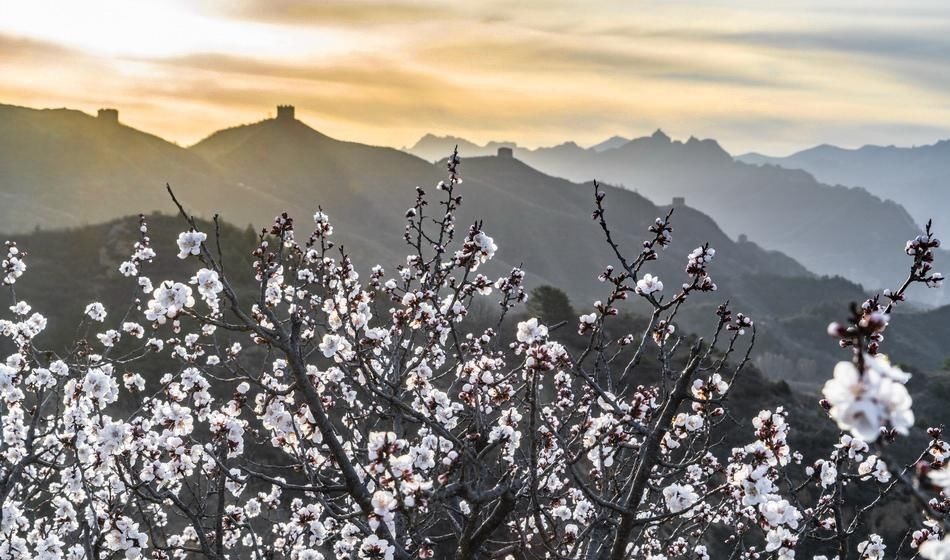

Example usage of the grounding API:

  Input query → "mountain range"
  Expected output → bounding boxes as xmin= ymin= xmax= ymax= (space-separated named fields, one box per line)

xmin=0 ymin=103 xmax=815 ymax=310
xmin=0 ymin=104 xmax=228 ymax=232
xmin=406 ymin=134 xmax=632 ymax=162
xmin=5 ymin=102 xmax=936 ymax=303
xmin=407 ymin=131 xmax=946 ymax=304
xmin=4 ymin=102 xmax=950 ymax=383
xmin=737 ymin=141 xmax=950 ymax=232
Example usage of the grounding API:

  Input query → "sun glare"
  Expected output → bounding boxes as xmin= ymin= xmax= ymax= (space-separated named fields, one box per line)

xmin=0 ymin=0 xmax=356 ymax=60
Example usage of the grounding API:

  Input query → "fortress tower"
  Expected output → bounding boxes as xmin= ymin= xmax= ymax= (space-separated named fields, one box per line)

xmin=497 ymin=147 xmax=513 ymax=159
xmin=276 ymin=105 xmax=295 ymax=121
xmin=97 ymin=108 xmax=119 ymax=124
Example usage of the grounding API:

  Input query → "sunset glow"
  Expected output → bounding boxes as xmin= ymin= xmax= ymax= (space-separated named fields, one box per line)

xmin=2 ymin=0 xmax=949 ymax=153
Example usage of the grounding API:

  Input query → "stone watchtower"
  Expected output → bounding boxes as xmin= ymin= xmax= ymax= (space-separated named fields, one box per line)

xmin=672 ymin=196 xmax=686 ymax=207
xmin=97 ymin=108 xmax=119 ymax=124
xmin=497 ymin=147 xmax=513 ymax=159
xmin=276 ymin=105 xmax=295 ymax=121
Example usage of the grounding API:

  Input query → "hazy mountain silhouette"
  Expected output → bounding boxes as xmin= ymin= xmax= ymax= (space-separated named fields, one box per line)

xmin=407 ymin=134 xmax=632 ymax=162
xmin=590 ymin=135 xmax=631 ymax=152
xmin=189 ymin=111 xmax=447 ymax=267
xmin=7 ymin=103 xmax=950 ymax=386
xmin=188 ymin=112 xmax=811 ymax=308
xmin=0 ymin=103 xmax=239 ymax=230
xmin=408 ymin=130 xmax=944 ymax=302
xmin=407 ymin=134 xmax=516 ymax=162
xmin=440 ymin=152 xmax=810 ymax=308
xmin=737 ymin=141 xmax=950 ymax=231
xmin=0 ymin=103 xmax=813 ymax=313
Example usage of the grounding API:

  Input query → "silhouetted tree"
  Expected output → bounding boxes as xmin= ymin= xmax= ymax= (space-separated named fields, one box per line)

xmin=526 ymin=284 xmax=575 ymax=326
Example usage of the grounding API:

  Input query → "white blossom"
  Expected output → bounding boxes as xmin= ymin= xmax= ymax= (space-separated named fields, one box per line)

xmin=921 ymin=537 xmax=950 ymax=560
xmin=822 ymin=355 xmax=913 ymax=442
xmin=635 ymin=273 xmax=664 ymax=295
xmin=84 ymin=302 xmax=107 ymax=322
xmin=663 ymin=483 xmax=698 ymax=514
xmin=176 ymin=230 xmax=207 ymax=259
xmin=145 ymin=282 xmax=195 ymax=323
xmin=857 ymin=534 xmax=886 ymax=560
xmin=516 ymin=318 xmax=548 ymax=344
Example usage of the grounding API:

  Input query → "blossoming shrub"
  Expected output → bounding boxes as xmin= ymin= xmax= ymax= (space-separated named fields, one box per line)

xmin=1 ymin=151 xmax=949 ymax=560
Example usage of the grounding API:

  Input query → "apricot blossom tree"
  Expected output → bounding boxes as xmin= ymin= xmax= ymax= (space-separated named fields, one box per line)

xmin=0 ymin=151 xmax=948 ymax=559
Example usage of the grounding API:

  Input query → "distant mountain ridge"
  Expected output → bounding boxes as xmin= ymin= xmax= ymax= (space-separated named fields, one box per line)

xmin=0 ymin=104 xmax=231 ymax=231
xmin=406 ymin=133 xmax=632 ymax=162
xmin=590 ymin=135 xmax=631 ymax=152
xmin=6 ymin=102 xmax=950 ymax=386
xmin=407 ymin=129 xmax=945 ymax=303
xmin=406 ymin=134 xmax=517 ymax=162
xmin=1 ymin=102 xmax=946 ymax=305
xmin=0 ymin=102 xmax=811 ymax=312
xmin=737 ymin=140 xmax=950 ymax=232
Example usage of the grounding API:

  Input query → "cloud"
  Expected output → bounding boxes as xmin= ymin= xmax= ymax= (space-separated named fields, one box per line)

xmin=725 ymin=28 xmax=950 ymax=62
xmin=699 ymin=25 xmax=950 ymax=98
xmin=2 ymin=2 xmax=950 ymax=155
xmin=0 ymin=33 xmax=73 ymax=60
xmin=148 ymin=52 xmax=447 ymax=92
xmin=411 ymin=36 xmax=668 ymax=75
xmin=122 ymin=63 xmax=633 ymax=132
xmin=197 ymin=0 xmax=452 ymax=27
xmin=652 ymin=71 xmax=790 ymax=89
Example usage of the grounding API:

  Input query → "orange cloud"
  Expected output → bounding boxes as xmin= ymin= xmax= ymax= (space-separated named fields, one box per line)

xmin=0 ymin=1 xmax=949 ymax=155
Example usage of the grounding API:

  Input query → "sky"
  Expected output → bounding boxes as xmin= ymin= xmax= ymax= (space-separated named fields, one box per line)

xmin=2 ymin=0 xmax=950 ymax=155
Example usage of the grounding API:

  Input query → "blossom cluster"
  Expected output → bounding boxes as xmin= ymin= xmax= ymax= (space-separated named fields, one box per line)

xmin=0 ymin=153 xmax=946 ymax=560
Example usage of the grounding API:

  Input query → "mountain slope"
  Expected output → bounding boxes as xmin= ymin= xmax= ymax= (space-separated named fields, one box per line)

xmin=406 ymin=133 xmax=515 ymax=162
xmin=190 ymin=115 xmax=446 ymax=267
xmin=737 ymin=141 xmax=950 ymax=231
xmin=410 ymin=131 xmax=940 ymax=301
xmin=191 ymin=118 xmax=812 ymax=311
xmin=407 ymin=134 xmax=632 ymax=162
xmin=448 ymin=154 xmax=811 ymax=310
xmin=590 ymin=136 xmax=631 ymax=152
xmin=0 ymin=103 xmax=809 ymax=309
xmin=0 ymin=103 xmax=235 ymax=231
xmin=10 ymin=211 xmax=949 ymax=392
xmin=7 ymin=104 xmax=950 ymax=390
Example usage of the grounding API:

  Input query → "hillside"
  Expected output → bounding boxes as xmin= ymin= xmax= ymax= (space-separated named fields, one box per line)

xmin=9 ymin=212 xmax=950 ymax=414
xmin=0 ymin=102 xmax=820 ymax=317
xmin=3 ymin=102 xmax=937 ymax=351
xmin=5 ymin=102 xmax=934 ymax=301
xmin=0 ymin=103 xmax=233 ymax=231
xmin=454 ymin=154 xmax=811 ymax=309
xmin=3 ymin=101 xmax=946 ymax=380
xmin=408 ymin=131 xmax=943 ymax=302
xmin=5 ymin=214 xmax=257 ymax=346
xmin=189 ymin=113 xmax=446 ymax=267
xmin=190 ymin=116 xmax=814 ymax=312
xmin=738 ymin=141 xmax=950 ymax=232
xmin=407 ymin=133 xmax=516 ymax=162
